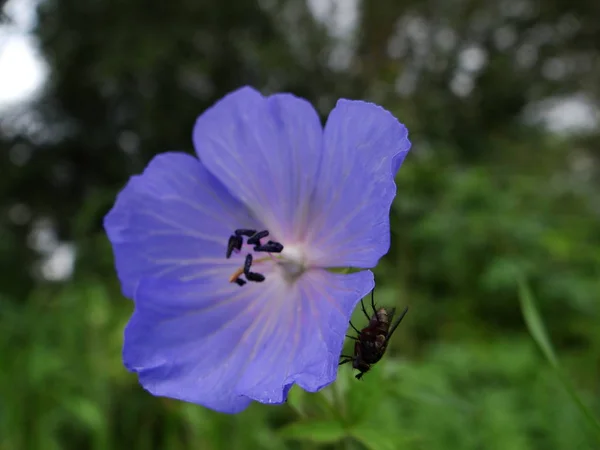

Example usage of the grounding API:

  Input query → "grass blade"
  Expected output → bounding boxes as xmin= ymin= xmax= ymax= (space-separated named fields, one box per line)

xmin=517 ymin=276 xmax=600 ymax=440
xmin=517 ymin=278 xmax=558 ymax=368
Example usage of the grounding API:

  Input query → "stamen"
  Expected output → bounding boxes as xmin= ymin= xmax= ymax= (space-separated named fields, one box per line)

xmin=243 ymin=254 xmax=253 ymax=276
xmin=247 ymin=230 xmax=269 ymax=246
xmin=254 ymin=241 xmax=284 ymax=253
xmin=235 ymin=229 xmax=257 ymax=237
xmin=246 ymin=272 xmax=265 ymax=282
xmin=228 ymin=266 xmax=245 ymax=283
xmin=226 ymin=235 xmax=243 ymax=259
xmin=225 ymin=229 xmax=284 ymax=285
xmin=244 ymin=254 xmax=266 ymax=283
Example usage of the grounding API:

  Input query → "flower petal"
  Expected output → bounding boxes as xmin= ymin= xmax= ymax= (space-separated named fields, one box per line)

xmin=305 ymin=100 xmax=411 ymax=268
xmin=123 ymin=269 xmax=374 ymax=412
xmin=103 ymin=152 xmax=258 ymax=298
xmin=124 ymin=274 xmax=260 ymax=413
xmin=234 ymin=269 xmax=374 ymax=400
xmin=192 ymin=86 xmax=323 ymax=242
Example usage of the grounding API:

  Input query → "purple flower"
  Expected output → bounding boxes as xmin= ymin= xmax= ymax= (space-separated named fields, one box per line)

xmin=104 ymin=86 xmax=410 ymax=413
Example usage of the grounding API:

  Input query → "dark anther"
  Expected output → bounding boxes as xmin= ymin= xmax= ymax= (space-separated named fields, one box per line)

xmin=235 ymin=229 xmax=257 ymax=237
xmin=246 ymin=272 xmax=265 ymax=282
xmin=226 ymin=235 xmax=243 ymax=258
xmin=234 ymin=278 xmax=247 ymax=286
xmin=247 ymin=230 xmax=269 ymax=246
xmin=241 ymin=253 xmax=266 ymax=282
xmin=243 ymin=254 xmax=253 ymax=276
xmin=254 ymin=241 xmax=284 ymax=253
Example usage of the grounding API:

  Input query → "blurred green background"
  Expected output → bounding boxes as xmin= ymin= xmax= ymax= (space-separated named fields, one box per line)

xmin=1 ymin=0 xmax=599 ymax=449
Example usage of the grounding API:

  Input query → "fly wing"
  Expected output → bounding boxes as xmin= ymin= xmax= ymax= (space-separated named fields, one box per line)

xmin=386 ymin=306 xmax=408 ymax=340
xmin=386 ymin=307 xmax=397 ymax=326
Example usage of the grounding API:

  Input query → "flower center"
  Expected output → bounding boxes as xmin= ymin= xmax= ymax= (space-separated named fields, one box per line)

xmin=225 ymin=229 xmax=285 ymax=286
xmin=225 ymin=229 xmax=310 ymax=285
xmin=277 ymin=245 xmax=307 ymax=283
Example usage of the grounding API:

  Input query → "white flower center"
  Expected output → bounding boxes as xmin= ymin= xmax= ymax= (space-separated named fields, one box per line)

xmin=277 ymin=244 xmax=308 ymax=283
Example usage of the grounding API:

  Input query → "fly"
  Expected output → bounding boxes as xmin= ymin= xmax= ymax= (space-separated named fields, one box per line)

xmin=339 ymin=289 xmax=408 ymax=379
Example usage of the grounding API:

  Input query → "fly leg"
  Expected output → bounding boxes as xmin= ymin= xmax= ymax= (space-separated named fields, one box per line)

xmin=339 ymin=355 xmax=354 ymax=366
xmin=370 ymin=288 xmax=377 ymax=316
xmin=361 ymin=296 xmax=370 ymax=321
xmin=349 ymin=320 xmax=361 ymax=335
xmin=370 ymin=288 xmax=381 ymax=327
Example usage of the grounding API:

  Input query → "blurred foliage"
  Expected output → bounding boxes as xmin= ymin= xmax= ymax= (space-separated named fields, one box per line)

xmin=1 ymin=0 xmax=599 ymax=448
xmin=519 ymin=278 xmax=600 ymax=438
xmin=1 ymin=282 xmax=598 ymax=449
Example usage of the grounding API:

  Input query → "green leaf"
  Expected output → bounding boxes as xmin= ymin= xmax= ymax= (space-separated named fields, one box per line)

xmin=326 ymin=267 xmax=364 ymax=275
xmin=278 ymin=419 xmax=346 ymax=443
xmin=517 ymin=276 xmax=600 ymax=440
xmin=517 ymin=277 xmax=558 ymax=367
xmin=63 ymin=397 xmax=106 ymax=431
xmin=349 ymin=426 xmax=417 ymax=450
xmin=285 ymin=385 xmax=306 ymax=418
